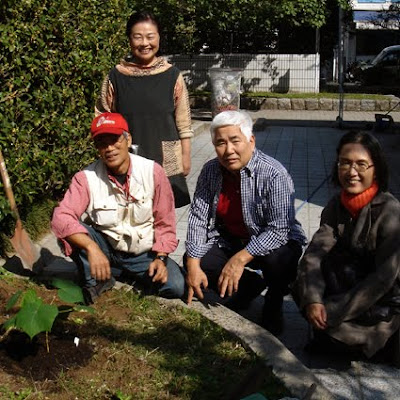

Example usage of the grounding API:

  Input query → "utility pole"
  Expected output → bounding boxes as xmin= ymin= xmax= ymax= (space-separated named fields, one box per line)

xmin=315 ymin=28 xmax=320 ymax=93
xmin=337 ymin=6 xmax=344 ymax=128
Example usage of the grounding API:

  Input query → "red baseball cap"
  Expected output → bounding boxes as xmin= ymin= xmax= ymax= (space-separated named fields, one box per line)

xmin=91 ymin=113 xmax=129 ymax=139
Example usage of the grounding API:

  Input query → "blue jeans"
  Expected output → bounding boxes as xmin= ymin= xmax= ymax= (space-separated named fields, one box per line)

xmin=71 ymin=224 xmax=185 ymax=299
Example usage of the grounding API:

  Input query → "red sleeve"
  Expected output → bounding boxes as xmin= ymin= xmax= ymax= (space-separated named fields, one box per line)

xmin=151 ymin=163 xmax=178 ymax=254
xmin=51 ymin=171 xmax=91 ymax=256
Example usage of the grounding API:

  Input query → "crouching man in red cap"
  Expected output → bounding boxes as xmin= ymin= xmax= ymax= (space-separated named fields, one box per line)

xmin=52 ymin=112 xmax=185 ymax=304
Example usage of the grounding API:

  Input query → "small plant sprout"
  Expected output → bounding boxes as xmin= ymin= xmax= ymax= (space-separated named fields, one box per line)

xmin=2 ymin=278 xmax=94 ymax=345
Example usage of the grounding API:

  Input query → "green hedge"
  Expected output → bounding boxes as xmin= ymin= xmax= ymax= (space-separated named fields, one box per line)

xmin=0 ymin=0 xmax=133 ymax=251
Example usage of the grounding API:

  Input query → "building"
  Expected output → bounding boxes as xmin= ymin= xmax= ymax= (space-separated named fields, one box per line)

xmin=348 ymin=0 xmax=400 ymax=63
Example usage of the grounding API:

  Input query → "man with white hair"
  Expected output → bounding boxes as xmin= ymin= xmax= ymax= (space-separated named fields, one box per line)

xmin=185 ymin=110 xmax=306 ymax=335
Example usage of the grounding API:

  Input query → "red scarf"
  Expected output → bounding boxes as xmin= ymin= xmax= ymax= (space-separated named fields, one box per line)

xmin=340 ymin=181 xmax=379 ymax=218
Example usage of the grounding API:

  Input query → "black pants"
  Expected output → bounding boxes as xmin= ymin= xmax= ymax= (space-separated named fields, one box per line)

xmin=196 ymin=239 xmax=302 ymax=301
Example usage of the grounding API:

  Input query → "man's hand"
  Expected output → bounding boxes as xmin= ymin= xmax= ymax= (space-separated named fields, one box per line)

xmin=148 ymin=259 xmax=168 ymax=284
xmin=306 ymin=303 xmax=328 ymax=330
xmin=185 ymin=257 xmax=208 ymax=305
xmin=218 ymin=249 xmax=253 ymax=298
xmin=67 ymin=234 xmax=111 ymax=281
xmin=86 ymin=242 xmax=112 ymax=281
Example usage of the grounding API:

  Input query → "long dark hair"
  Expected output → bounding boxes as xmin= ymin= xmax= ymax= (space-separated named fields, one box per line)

xmin=332 ymin=130 xmax=389 ymax=191
xmin=126 ymin=11 xmax=160 ymax=38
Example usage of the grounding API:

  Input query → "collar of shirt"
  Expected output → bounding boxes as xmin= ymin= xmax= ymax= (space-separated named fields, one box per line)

xmin=242 ymin=148 xmax=259 ymax=177
xmin=106 ymin=159 xmax=135 ymax=201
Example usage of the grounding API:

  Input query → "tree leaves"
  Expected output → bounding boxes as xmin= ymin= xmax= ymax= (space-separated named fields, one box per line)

xmin=131 ymin=0 xmax=352 ymax=53
xmin=0 ymin=0 xmax=131 ymax=240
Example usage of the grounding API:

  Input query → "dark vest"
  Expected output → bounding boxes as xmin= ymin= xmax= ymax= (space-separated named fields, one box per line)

xmin=109 ymin=66 xmax=179 ymax=165
xmin=109 ymin=66 xmax=190 ymax=208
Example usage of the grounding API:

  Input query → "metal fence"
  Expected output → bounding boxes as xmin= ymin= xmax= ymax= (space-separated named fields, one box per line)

xmin=166 ymin=53 xmax=320 ymax=93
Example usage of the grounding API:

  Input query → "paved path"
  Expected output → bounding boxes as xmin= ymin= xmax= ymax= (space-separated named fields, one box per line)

xmin=175 ymin=113 xmax=400 ymax=400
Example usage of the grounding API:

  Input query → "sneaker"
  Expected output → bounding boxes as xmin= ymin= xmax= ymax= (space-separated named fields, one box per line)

xmin=82 ymin=277 xmax=116 ymax=305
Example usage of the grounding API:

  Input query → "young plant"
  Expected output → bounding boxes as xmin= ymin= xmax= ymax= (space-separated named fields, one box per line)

xmin=2 ymin=278 xmax=93 ymax=341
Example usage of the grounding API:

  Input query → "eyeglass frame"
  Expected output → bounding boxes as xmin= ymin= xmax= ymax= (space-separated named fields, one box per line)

xmin=337 ymin=160 xmax=374 ymax=173
xmin=94 ymin=132 xmax=129 ymax=149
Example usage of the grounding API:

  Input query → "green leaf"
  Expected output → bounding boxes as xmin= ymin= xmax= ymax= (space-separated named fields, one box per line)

xmin=15 ymin=291 xmax=59 ymax=339
xmin=52 ymin=278 xmax=84 ymax=304
xmin=20 ymin=289 xmax=39 ymax=307
xmin=6 ymin=290 xmax=23 ymax=311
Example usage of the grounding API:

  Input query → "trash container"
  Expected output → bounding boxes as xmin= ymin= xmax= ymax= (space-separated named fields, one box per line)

xmin=209 ymin=68 xmax=242 ymax=116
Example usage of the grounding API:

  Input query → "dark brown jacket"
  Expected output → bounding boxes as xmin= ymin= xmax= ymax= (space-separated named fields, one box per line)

xmin=297 ymin=191 xmax=400 ymax=356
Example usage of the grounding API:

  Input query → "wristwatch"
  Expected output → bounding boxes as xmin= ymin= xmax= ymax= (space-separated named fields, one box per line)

xmin=155 ymin=255 xmax=168 ymax=265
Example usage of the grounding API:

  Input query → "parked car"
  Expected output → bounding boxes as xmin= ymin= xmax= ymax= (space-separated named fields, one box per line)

xmin=353 ymin=45 xmax=400 ymax=85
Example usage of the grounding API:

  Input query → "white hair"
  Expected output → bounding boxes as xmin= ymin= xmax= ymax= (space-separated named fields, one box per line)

xmin=210 ymin=110 xmax=253 ymax=143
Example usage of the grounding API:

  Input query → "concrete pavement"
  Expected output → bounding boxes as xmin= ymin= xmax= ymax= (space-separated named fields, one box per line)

xmin=176 ymin=111 xmax=400 ymax=399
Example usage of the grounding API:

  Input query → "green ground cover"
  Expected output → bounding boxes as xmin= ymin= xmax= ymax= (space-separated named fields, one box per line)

xmin=0 ymin=272 xmax=290 ymax=400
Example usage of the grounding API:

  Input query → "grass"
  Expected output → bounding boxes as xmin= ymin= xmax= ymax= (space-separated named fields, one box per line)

xmin=0 ymin=274 xmax=291 ymax=400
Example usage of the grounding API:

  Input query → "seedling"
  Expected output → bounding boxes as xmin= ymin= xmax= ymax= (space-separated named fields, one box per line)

xmin=2 ymin=278 xmax=93 ymax=342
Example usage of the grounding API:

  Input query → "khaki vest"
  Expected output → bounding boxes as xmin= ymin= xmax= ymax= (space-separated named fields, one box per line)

xmin=84 ymin=154 xmax=155 ymax=254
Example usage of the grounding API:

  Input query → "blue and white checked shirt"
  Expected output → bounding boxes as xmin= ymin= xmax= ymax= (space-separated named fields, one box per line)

xmin=186 ymin=148 xmax=307 ymax=259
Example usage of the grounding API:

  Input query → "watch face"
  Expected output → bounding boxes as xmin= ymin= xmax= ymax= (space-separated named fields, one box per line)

xmin=156 ymin=255 xmax=168 ymax=265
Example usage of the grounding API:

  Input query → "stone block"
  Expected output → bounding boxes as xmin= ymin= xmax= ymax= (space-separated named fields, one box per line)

xmin=375 ymin=100 xmax=390 ymax=111
xmin=332 ymin=99 xmax=339 ymax=111
xmin=344 ymin=99 xmax=360 ymax=111
xmin=291 ymin=98 xmax=305 ymax=110
xmin=360 ymin=99 xmax=376 ymax=112
xmin=390 ymin=99 xmax=400 ymax=111
xmin=277 ymin=98 xmax=291 ymax=110
xmin=319 ymin=98 xmax=333 ymax=111
xmin=261 ymin=98 xmax=278 ymax=110
xmin=305 ymin=98 xmax=319 ymax=110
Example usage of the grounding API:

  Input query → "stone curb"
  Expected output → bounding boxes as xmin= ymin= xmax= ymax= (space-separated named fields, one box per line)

xmin=190 ymin=95 xmax=400 ymax=112
xmin=157 ymin=297 xmax=337 ymax=400
xmin=243 ymin=97 xmax=400 ymax=112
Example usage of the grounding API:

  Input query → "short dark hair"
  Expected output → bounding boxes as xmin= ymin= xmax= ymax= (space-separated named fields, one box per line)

xmin=126 ymin=11 xmax=160 ymax=38
xmin=332 ymin=130 xmax=389 ymax=191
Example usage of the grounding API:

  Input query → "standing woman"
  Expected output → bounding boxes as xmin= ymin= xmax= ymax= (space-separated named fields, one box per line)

xmin=296 ymin=131 xmax=400 ymax=362
xmin=96 ymin=11 xmax=193 ymax=208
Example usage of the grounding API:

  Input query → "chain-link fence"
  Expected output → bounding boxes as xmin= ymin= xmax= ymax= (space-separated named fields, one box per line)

xmin=166 ymin=53 xmax=320 ymax=93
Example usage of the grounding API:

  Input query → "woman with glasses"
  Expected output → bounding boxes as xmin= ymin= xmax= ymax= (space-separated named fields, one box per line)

xmin=296 ymin=130 xmax=400 ymax=364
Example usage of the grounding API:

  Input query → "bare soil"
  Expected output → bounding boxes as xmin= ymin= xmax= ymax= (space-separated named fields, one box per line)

xmin=0 ymin=278 xmax=289 ymax=400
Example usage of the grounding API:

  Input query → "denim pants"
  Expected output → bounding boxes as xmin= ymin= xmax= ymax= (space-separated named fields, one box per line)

xmin=71 ymin=224 xmax=185 ymax=299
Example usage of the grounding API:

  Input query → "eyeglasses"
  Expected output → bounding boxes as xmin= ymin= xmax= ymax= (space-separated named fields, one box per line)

xmin=337 ymin=160 xmax=374 ymax=173
xmin=94 ymin=134 xmax=126 ymax=149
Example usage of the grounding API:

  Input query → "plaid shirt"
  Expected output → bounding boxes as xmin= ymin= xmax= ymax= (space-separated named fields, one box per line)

xmin=186 ymin=148 xmax=306 ymax=259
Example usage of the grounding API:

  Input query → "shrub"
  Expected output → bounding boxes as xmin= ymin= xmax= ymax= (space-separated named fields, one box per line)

xmin=0 ymin=0 xmax=132 ymax=253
